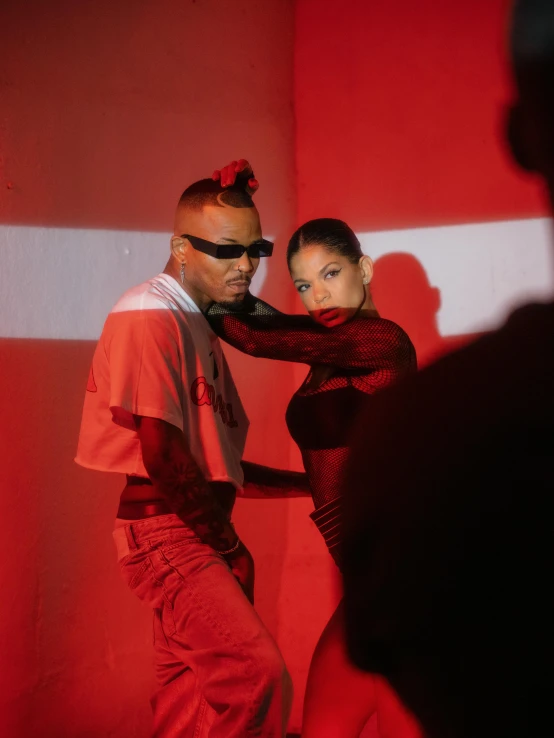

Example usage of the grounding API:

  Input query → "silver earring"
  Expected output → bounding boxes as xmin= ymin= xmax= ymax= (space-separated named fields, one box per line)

xmin=363 ymin=278 xmax=369 ymax=284
xmin=180 ymin=263 xmax=185 ymax=284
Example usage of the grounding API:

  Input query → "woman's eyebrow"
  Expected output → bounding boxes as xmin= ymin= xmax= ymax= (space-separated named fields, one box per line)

xmin=319 ymin=262 xmax=340 ymax=275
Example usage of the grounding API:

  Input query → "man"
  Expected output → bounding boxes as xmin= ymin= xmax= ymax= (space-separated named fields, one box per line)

xmin=76 ymin=170 xmax=307 ymax=737
xmin=341 ymin=2 xmax=554 ymax=738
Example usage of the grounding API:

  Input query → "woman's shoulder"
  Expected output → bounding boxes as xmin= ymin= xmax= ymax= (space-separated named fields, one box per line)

xmin=351 ymin=314 xmax=413 ymax=342
xmin=348 ymin=316 xmax=417 ymax=369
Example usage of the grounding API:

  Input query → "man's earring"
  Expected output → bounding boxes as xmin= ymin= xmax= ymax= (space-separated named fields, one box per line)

xmin=180 ymin=263 xmax=185 ymax=285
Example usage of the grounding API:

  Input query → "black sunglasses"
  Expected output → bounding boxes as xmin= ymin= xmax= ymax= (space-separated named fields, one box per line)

xmin=182 ymin=234 xmax=274 ymax=260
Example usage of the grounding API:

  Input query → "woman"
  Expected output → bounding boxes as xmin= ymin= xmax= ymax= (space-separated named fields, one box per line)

xmin=210 ymin=164 xmax=420 ymax=738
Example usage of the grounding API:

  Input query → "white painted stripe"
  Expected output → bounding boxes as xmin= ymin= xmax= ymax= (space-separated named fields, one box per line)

xmin=0 ymin=219 xmax=552 ymax=340
xmin=359 ymin=217 xmax=554 ymax=336
xmin=0 ymin=225 xmax=270 ymax=340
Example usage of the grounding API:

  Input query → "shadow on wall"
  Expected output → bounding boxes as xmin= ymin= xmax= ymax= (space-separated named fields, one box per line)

xmin=372 ymin=252 xmax=481 ymax=366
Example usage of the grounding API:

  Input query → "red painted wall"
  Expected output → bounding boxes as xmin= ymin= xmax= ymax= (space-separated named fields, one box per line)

xmin=291 ymin=4 xmax=552 ymax=731
xmin=0 ymin=1 xmax=299 ymax=735
xmin=295 ymin=0 xmax=547 ymax=232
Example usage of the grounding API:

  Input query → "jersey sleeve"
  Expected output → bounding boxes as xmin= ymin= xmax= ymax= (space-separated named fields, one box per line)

xmin=208 ymin=299 xmax=416 ymax=374
xmin=106 ymin=309 xmax=184 ymax=431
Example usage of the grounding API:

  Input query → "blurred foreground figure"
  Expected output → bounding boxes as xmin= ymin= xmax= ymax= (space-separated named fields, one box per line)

xmin=342 ymin=1 xmax=554 ymax=737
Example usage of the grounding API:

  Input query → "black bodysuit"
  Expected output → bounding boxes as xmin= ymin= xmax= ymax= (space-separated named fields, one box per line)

xmin=208 ymin=297 xmax=416 ymax=563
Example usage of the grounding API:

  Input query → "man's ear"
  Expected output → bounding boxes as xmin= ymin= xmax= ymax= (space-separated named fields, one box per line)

xmin=506 ymin=103 xmax=537 ymax=172
xmin=170 ymin=235 xmax=187 ymax=263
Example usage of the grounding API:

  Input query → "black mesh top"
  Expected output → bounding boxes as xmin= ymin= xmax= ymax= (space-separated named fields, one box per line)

xmin=208 ymin=295 xmax=417 ymax=562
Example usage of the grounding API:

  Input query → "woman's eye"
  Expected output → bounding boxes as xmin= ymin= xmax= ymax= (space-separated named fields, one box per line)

xmin=325 ymin=270 xmax=341 ymax=280
xmin=297 ymin=284 xmax=309 ymax=293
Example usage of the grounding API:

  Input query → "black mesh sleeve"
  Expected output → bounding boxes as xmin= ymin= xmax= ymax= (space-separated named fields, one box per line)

xmin=207 ymin=294 xmax=416 ymax=373
xmin=207 ymin=292 xmax=282 ymax=319
xmin=240 ymin=460 xmax=311 ymax=497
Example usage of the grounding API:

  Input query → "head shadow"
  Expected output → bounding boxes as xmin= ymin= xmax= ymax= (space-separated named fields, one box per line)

xmin=372 ymin=252 xmax=479 ymax=367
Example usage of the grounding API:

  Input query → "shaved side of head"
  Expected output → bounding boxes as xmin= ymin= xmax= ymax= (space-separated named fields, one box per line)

xmin=174 ymin=179 xmax=255 ymax=233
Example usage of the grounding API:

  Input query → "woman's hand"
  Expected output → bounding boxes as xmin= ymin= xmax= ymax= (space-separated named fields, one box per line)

xmin=212 ymin=159 xmax=259 ymax=195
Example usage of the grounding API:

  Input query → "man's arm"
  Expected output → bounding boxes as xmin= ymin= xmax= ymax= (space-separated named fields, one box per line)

xmin=241 ymin=460 xmax=311 ymax=499
xmin=137 ymin=416 xmax=255 ymax=602
xmin=137 ymin=416 xmax=239 ymax=551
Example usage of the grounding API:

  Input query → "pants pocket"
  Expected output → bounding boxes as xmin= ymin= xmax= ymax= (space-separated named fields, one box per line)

xmin=121 ymin=555 xmax=172 ymax=616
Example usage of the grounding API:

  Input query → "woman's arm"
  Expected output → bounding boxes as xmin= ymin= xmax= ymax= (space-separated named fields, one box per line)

xmin=208 ymin=300 xmax=416 ymax=374
xmin=241 ymin=460 xmax=311 ymax=498
xmin=207 ymin=292 xmax=282 ymax=319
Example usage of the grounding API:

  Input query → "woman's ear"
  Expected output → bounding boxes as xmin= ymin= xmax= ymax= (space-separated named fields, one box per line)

xmin=360 ymin=255 xmax=374 ymax=286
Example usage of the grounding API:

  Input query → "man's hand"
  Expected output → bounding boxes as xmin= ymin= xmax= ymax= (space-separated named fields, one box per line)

xmin=212 ymin=159 xmax=259 ymax=195
xmin=225 ymin=542 xmax=255 ymax=604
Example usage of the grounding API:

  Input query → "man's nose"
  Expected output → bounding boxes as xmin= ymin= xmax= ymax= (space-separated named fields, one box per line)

xmin=235 ymin=251 xmax=256 ymax=273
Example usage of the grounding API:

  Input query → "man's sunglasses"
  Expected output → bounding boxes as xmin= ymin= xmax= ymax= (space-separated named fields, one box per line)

xmin=182 ymin=234 xmax=274 ymax=260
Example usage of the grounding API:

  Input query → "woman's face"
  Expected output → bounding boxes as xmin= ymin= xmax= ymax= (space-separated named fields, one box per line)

xmin=289 ymin=244 xmax=373 ymax=327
